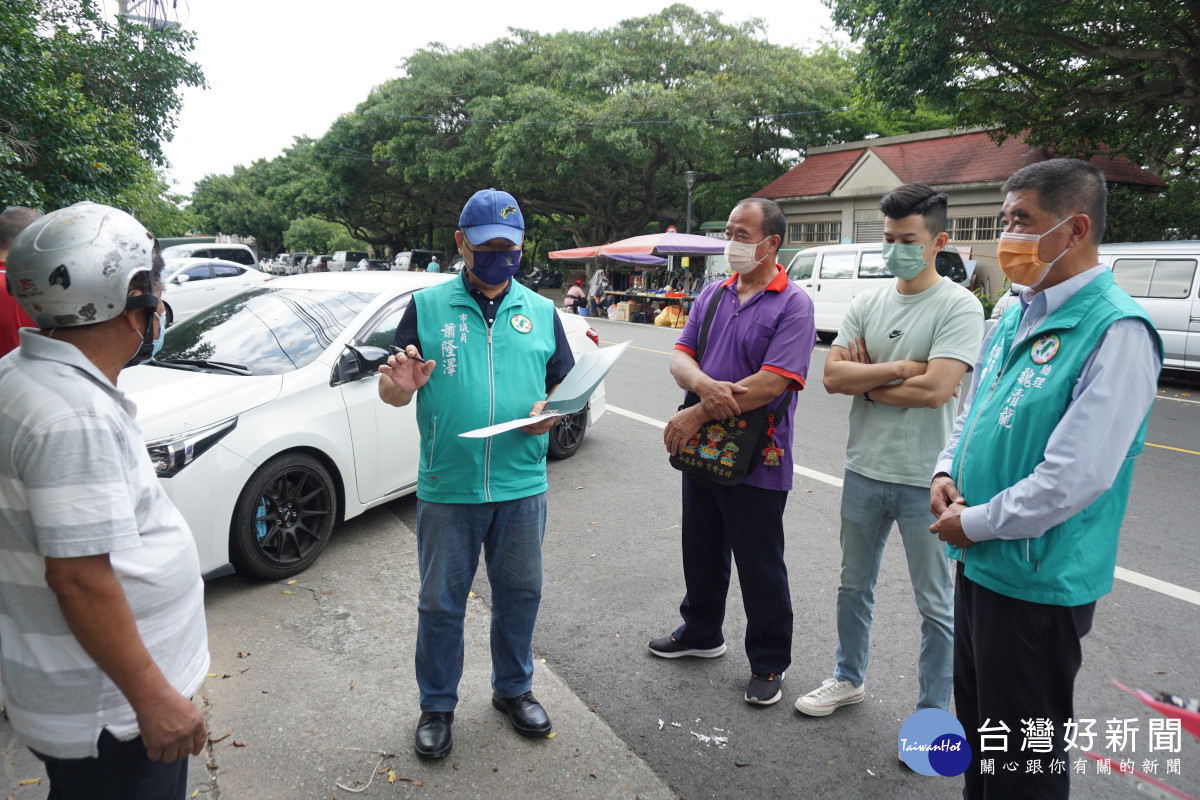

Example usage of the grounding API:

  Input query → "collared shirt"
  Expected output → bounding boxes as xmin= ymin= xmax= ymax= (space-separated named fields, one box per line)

xmin=392 ymin=270 xmax=573 ymax=394
xmin=0 ymin=261 xmax=37 ymax=357
xmin=674 ymin=264 xmax=817 ymax=491
xmin=934 ymin=266 xmax=1160 ymax=542
xmin=0 ymin=329 xmax=209 ymax=759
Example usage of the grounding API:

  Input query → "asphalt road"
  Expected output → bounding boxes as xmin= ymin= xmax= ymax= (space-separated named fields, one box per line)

xmin=391 ymin=314 xmax=1200 ymax=799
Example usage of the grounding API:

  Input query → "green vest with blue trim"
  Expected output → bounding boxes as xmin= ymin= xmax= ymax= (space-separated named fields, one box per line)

xmin=413 ymin=277 xmax=557 ymax=503
xmin=949 ymin=270 xmax=1160 ymax=606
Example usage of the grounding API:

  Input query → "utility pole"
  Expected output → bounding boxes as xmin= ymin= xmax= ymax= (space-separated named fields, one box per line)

xmin=117 ymin=0 xmax=181 ymax=30
xmin=683 ymin=171 xmax=699 ymax=236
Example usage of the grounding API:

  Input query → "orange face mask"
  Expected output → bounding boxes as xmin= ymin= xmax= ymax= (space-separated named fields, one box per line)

xmin=996 ymin=216 xmax=1073 ymax=289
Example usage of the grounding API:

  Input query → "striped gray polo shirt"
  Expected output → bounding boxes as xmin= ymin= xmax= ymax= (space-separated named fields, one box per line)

xmin=0 ymin=329 xmax=209 ymax=759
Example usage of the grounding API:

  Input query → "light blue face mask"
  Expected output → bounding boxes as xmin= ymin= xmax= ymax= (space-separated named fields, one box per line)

xmin=150 ymin=310 xmax=166 ymax=357
xmin=882 ymin=242 xmax=932 ymax=281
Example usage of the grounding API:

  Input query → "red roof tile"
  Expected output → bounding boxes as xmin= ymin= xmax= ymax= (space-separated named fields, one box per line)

xmin=753 ymin=149 xmax=863 ymax=199
xmin=756 ymin=131 xmax=1166 ymax=199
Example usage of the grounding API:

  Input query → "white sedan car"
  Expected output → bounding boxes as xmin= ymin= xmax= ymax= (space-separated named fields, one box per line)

xmin=119 ymin=272 xmax=605 ymax=580
xmin=162 ymin=257 xmax=272 ymax=326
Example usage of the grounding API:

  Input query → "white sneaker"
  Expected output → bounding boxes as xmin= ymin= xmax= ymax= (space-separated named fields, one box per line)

xmin=794 ymin=678 xmax=865 ymax=717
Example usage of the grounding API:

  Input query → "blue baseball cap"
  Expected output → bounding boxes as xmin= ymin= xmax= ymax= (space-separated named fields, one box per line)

xmin=459 ymin=188 xmax=525 ymax=246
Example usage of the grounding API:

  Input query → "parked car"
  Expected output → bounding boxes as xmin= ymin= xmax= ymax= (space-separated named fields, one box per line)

xmin=446 ymin=257 xmax=465 ymax=274
xmin=160 ymin=242 xmax=259 ymax=268
xmin=310 ymin=255 xmax=333 ymax=272
xmin=392 ymin=249 xmax=439 ymax=271
xmin=988 ymin=240 xmax=1200 ymax=371
xmin=355 ymin=258 xmax=392 ymax=271
xmin=161 ymin=257 xmax=272 ymax=326
xmin=786 ymin=243 xmax=971 ymax=342
xmin=290 ymin=252 xmax=314 ymax=273
xmin=118 ymin=272 xmax=606 ymax=580
xmin=331 ymin=250 xmax=370 ymax=272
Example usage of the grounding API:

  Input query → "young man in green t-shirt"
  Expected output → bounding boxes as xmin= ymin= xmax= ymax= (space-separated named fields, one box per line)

xmin=794 ymin=184 xmax=983 ymax=723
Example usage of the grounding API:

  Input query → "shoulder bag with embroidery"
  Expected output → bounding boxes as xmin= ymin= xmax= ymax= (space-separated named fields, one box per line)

xmin=668 ymin=285 xmax=792 ymax=486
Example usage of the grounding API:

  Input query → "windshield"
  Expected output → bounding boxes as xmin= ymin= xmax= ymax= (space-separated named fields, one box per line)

xmin=163 ymin=260 xmax=191 ymax=280
xmin=160 ymin=245 xmax=196 ymax=260
xmin=156 ymin=286 xmax=378 ymax=375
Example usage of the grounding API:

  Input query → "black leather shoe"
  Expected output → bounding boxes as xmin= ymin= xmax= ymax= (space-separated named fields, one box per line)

xmin=414 ymin=711 xmax=453 ymax=759
xmin=491 ymin=691 xmax=552 ymax=737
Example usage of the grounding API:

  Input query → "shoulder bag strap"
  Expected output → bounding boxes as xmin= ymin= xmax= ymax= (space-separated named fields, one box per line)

xmin=692 ymin=285 xmax=726 ymax=367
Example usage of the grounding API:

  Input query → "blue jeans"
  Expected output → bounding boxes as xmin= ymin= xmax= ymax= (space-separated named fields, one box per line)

xmin=833 ymin=469 xmax=953 ymax=711
xmin=414 ymin=494 xmax=546 ymax=711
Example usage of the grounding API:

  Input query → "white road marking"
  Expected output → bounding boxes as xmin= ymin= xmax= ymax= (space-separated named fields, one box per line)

xmin=606 ymin=404 xmax=1198 ymax=606
xmin=1114 ymin=567 xmax=1200 ymax=607
xmin=1155 ymin=394 xmax=1200 ymax=406
xmin=607 ymin=405 xmax=665 ymax=430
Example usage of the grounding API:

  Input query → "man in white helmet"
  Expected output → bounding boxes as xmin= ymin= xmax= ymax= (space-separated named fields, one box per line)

xmin=0 ymin=202 xmax=210 ymax=798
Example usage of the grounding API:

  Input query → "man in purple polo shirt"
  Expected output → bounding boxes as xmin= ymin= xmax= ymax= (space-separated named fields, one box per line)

xmin=653 ymin=197 xmax=817 ymax=706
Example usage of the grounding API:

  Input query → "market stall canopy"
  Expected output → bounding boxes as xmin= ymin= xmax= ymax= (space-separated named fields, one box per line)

xmin=549 ymin=231 xmax=724 ymax=261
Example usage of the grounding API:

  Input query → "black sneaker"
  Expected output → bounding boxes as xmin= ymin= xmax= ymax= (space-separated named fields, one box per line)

xmin=745 ymin=672 xmax=785 ymax=705
xmin=648 ymin=635 xmax=727 ymax=659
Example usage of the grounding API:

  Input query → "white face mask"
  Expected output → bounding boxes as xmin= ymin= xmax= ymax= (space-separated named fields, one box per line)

xmin=724 ymin=237 xmax=770 ymax=272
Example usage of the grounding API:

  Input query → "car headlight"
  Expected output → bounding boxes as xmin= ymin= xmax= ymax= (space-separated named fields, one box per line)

xmin=146 ymin=417 xmax=238 ymax=478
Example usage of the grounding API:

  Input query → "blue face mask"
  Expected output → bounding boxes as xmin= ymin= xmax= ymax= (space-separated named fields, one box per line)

xmin=468 ymin=248 xmax=522 ymax=286
xmin=124 ymin=301 xmax=165 ymax=369
xmin=150 ymin=310 xmax=166 ymax=357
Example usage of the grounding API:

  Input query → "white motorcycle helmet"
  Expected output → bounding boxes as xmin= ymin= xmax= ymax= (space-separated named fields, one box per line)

xmin=6 ymin=201 xmax=157 ymax=329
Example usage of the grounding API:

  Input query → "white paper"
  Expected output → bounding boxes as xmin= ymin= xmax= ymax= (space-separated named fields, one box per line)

xmin=458 ymin=340 xmax=631 ymax=439
xmin=457 ymin=412 xmax=561 ymax=439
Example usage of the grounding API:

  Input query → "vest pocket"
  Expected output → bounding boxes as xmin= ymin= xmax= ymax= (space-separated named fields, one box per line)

xmin=426 ymin=415 xmax=439 ymax=470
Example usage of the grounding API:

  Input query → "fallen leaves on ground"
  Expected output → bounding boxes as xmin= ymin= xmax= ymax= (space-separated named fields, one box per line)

xmin=208 ymin=730 xmax=232 ymax=744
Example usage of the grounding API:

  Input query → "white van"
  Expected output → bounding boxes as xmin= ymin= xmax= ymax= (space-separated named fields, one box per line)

xmin=330 ymin=250 xmax=369 ymax=272
xmin=786 ymin=244 xmax=972 ymax=342
xmin=987 ymin=241 xmax=1200 ymax=372
xmin=160 ymin=242 xmax=259 ymax=269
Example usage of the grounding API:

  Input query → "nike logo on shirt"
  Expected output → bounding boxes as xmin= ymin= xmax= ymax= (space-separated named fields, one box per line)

xmin=888 ymin=330 xmax=903 ymax=339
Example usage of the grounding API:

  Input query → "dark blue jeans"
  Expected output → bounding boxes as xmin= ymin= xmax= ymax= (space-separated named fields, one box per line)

xmin=675 ymin=474 xmax=792 ymax=675
xmin=414 ymin=494 xmax=547 ymax=711
xmin=32 ymin=729 xmax=190 ymax=800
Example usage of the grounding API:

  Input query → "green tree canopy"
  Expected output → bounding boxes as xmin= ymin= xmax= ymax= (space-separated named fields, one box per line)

xmin=190 ymin=160 xmax=291 ymax=256
xmin=192 ymin=6 xmax=950 ymax=252
xmin=283 ymin=216 xmax=367 ymax=254
xmin=0 ymin=0 xmax=205 ymax=207
xmin=829 ymin=0 xmax=1199 ymax=173
xmin=302 ymin=5 xmax=946 ymax=247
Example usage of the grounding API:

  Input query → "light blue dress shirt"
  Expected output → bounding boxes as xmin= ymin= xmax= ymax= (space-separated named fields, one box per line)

xmin=934 ymin=266 xmax=1160 ymax=542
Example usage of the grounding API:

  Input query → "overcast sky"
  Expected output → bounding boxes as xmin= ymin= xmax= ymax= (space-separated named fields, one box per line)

xmin=146 ymin=0 xmax=838 ymax=195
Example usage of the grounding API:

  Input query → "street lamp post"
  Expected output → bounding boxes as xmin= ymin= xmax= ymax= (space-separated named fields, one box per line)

xmin=683 ymin=170 xmax=699 ymax=235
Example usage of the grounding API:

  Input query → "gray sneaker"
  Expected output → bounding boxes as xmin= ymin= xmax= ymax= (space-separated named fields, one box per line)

xmin=745 ymin=672 xmax=785 ymax=705
xmin=647 ymin=635 xmax=727 ymax=659
xmin=794 ymin=678 xmax=865 ymax=716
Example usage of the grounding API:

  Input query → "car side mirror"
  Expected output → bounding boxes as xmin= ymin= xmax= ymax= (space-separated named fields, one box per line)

xmin=330 ymin=344 xmax=390 ymax=386
xmin=174 ymin=274 xmax=190 ymax=284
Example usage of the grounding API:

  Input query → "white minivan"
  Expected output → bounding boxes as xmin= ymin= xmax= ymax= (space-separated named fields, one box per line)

xmin=786 ymin=243 xmax=972 ymax=342
xmin=331 ymin=250 xmax=370 ymax=272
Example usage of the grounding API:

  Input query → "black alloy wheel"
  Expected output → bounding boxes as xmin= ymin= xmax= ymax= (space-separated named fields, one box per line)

xmin=548 ymin=408 xmax=587 ymax=460
xmin=230 ymin=453 xmax=336 ymax=579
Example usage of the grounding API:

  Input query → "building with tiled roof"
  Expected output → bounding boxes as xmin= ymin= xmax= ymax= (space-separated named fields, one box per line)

xmin=754 ymin=128 xmax=1166 ymax=296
